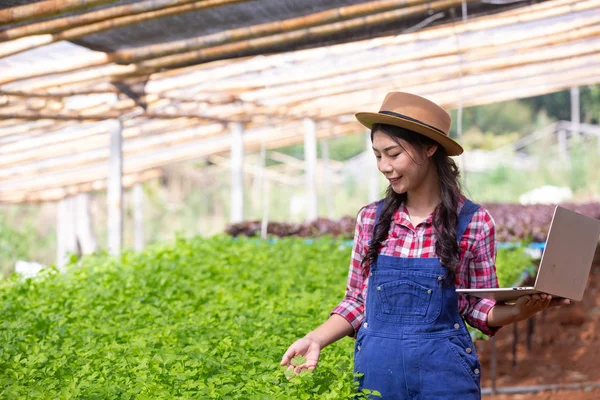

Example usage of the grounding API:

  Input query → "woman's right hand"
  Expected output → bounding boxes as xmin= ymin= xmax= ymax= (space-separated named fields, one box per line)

xmin=280 ymin=335 xmax=322 ymax=375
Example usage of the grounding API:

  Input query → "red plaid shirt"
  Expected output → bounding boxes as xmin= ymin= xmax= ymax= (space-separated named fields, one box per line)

xmin=331 ymin=198 xmax=500 ymax=337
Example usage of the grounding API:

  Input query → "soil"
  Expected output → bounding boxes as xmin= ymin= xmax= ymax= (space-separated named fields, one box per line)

xmin=480 ymin=251 xmax=600 ymax=400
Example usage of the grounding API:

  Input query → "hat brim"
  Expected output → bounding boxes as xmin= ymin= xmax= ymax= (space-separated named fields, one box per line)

xmin=355 ymin=112 xmax=463 ymax=156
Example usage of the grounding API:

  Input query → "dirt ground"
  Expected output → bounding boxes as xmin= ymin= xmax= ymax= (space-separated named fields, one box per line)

xmin=480 ymin=251 xmax=600 ymax=400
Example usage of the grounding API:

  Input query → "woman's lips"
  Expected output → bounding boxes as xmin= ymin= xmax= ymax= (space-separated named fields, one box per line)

xmin=388 ymin=177 xmax=401 ymax=184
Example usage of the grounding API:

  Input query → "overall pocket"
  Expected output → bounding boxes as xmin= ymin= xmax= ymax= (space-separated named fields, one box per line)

xmin=445 ymin=333 xmax=482 ymax=386
xmin=374 ymin=279 xmax=440 ymax=324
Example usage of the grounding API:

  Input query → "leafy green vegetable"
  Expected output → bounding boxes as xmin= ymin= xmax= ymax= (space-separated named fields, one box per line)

xmin=0 ymin=235 xmax=531 ymax=398
xmin=0 ymin=236 xmax=372 ymax=399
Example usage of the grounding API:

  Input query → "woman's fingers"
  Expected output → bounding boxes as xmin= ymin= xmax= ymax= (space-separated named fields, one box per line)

xmin=280 ymin=345 xmax=300 ymax=366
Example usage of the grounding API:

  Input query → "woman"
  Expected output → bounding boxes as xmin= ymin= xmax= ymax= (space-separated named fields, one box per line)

xmin=280 ymin=92 xmax=569 ymax=399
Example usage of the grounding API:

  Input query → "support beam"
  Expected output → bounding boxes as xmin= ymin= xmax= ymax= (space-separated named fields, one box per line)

xmin=571 ymin=86 xmax=580 ymax=139
xmin=56 ymin=196 xmax=77 ymax=270
xmin=107 ymin=119 xmax=123 ymax=255
xmin=321 ymin=139 xmax=334 ymax=219
xmin=133 ymin=183 xmax=145 ymax=251
xmin=366 ymin=129 xmax=380 ymax=203
xmin=304 ymin=118 xmax=318 ymax=221
xmin=74 ymin=193 xmax=98 ymax=255
xmin=230 ymin=122 xmax=244 ymax=223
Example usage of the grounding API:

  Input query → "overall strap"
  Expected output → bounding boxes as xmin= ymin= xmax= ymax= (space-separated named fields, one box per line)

xmin=455 ymin=199 xmax=480 ymax=243
xmin=374 ymin=199 xmax=386 ymax=228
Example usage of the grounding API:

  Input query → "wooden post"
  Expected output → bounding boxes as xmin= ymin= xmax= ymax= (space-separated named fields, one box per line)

xmin=320 ymin=139 xmax=334 ymax=219
xmin=304 ymin=118 xmax=318 ymax=221
xmin=230 ymin=122 xmax=244 ymax=223
xmin=366 ymin=129 xmax=379 ymax=203
xmin=571 ymin=86 xmax=580 ymax=139
xmin=107 ymin=119 xmax=123 ymax=255
xmin=74 ymin=193 xmax=98 ymax=255
xmin=133 ymin=183 xmax=144 ymax=251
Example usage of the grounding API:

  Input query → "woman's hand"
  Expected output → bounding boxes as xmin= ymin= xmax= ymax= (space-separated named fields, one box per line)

xmin=280 ymin=336 xmax=322 ymax=376
xmin=513 ymin=293 xmax=570 ymax=321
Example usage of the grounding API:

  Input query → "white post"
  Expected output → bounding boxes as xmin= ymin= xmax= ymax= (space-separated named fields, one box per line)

xmin=320 ymin=139 xmax=334 ymax=219
xmin=259 ymin=141 xmax=269 ymax=239
xmin=366 ymin=129 xmax=380 ymax=203
xmin=304 ymin=118 xmax=318 ymax=221
xmin=230 ymin=122 xmax=244 ymax=223
xmin=571 ymin=87 xmax=580 ymax=140
xmin=558 ymin=129 xmax=568 ymax=161
xmin=74 ymin=193 xmax=97 ymax=255
xmin=261 ymin=179 xmax=270 ymax=239
xmin=56 ymin=196 xmax=77 ymax=270
xmin=133 ymin=183 xmax=144 ymax=251
xmin=108 ymin=119 xmax=123 ymax=255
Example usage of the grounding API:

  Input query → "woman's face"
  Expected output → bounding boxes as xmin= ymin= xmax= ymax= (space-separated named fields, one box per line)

xmin=372 ymin=130 xmax=437 ymax=194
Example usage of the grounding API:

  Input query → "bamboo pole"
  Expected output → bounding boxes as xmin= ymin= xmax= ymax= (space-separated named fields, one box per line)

xmin=0 ymin=0 xmax=250 ymax=59
xmin=114 ymin=0 xmax=434 ymax=63
xmin=232 ymin=13 xmax=600 ymax=101
xmin=143 ymin=0 xmax=587 ymax=92
xmin=0 ymin=169 xmax=163 ymax=204
xmin=138 ymin=0 xmax=480 ymax=69
xmin=0 ymin=123 xmax=224 ymax=180
xmin=0 ymin=119 xmax=200 ymax=167
xmin=2 ymin=0 xmax=589 ymax=91
xmin=0 ymin=0 xmax=199 ymax=41
xmin=0 ymin=0 xmax=119 ymax=25
xmin=259 ymin=39 xmax=600 ymax=109
xmin=0 ymin=119 xmax=353 ymax=197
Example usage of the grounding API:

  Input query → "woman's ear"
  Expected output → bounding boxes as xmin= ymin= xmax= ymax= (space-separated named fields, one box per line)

xmin=425 ymin=144 xmax=438 ymax=158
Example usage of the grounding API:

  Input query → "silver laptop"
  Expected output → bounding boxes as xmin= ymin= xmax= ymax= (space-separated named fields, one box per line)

xmin=457 ymin=206 xmax=600 ymax=303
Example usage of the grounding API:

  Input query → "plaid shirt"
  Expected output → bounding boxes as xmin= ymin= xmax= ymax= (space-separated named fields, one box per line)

xmin=331 ymin=198 xmax=500 ymax=337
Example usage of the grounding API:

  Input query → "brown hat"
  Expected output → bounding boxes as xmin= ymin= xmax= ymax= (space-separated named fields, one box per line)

xmin=355 ymin=92 xmax=463 ymax=156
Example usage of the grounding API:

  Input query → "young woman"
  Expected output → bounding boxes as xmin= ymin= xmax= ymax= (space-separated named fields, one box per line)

xmin=280 ymin=92 xmax=569 ymax=399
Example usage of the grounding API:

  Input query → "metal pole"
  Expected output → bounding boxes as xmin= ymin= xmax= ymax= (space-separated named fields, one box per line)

xmin=304 ymin=118 xmax=318 ymax=221
xmin=108 ymin=119 xmax=123 ymax=255
xmin=230 ymin=122 xmax=244 ymax=224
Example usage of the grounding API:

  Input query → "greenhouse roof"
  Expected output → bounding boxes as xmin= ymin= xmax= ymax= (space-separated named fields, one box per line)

xmin=1 ymin=0 xmax=599 ymax=203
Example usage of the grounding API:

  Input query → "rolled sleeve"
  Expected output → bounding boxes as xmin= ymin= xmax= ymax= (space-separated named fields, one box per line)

xmin=458 ymin=209 xmax=501 ymax=337
xmin=331 ymin=207 xmax=369 ymax=336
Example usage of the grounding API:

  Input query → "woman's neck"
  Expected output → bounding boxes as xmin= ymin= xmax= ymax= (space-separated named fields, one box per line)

xmin=405 ymin=169 xmax=441 ymax=217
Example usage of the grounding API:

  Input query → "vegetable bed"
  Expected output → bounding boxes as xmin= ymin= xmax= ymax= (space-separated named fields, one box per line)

xmin=0 ymin=236 xmax=531 ymax=399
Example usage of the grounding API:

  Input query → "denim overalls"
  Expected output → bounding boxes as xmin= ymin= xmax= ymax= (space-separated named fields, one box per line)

xmin=354 ymin=199 xmax=482 ymax=399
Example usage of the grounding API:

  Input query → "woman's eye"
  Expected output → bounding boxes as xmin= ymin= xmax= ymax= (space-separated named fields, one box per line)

xmin=389 ymin=153 xmax=400 ymax=158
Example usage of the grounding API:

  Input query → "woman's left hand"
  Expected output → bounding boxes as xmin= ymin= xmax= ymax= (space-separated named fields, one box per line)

xmin=513 ymin=294 xmax=570 ymax=321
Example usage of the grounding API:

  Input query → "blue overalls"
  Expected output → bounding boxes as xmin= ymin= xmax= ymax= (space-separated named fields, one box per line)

xmin=354 ymin=200 xmax=482 ymax=399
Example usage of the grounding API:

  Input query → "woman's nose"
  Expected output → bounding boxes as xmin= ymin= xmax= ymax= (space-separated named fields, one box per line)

xmin=378 ymin=158 xmax=393 ymax=173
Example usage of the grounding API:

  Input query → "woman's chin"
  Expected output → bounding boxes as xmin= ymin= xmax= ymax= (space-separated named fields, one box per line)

xmin=389 ymin=184 xmax=408 ymax=194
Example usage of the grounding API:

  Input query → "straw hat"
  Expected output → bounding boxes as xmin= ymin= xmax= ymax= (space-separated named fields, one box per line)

xmin=355 ymin=92 xmax=463 ymax=156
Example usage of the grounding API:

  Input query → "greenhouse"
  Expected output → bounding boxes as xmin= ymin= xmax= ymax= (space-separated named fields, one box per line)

xmin=1 ymin=0 xmax=600 ymax=399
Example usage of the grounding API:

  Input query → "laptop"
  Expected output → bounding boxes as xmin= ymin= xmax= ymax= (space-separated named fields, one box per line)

xmin=457 ymin=206 xmax=600 ymax=303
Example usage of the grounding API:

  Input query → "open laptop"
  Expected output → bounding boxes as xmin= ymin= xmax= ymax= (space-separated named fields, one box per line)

xmin=457 ymin=206 xmax=600 ymax=303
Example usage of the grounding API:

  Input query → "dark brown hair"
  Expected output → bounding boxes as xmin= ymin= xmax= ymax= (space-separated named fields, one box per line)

xmin=362 ymin=123 xmax=464 ymax=275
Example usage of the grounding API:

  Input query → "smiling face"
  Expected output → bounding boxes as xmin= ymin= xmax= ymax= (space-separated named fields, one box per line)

xmin=372 ymin=129 xmax=438 ymax=195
